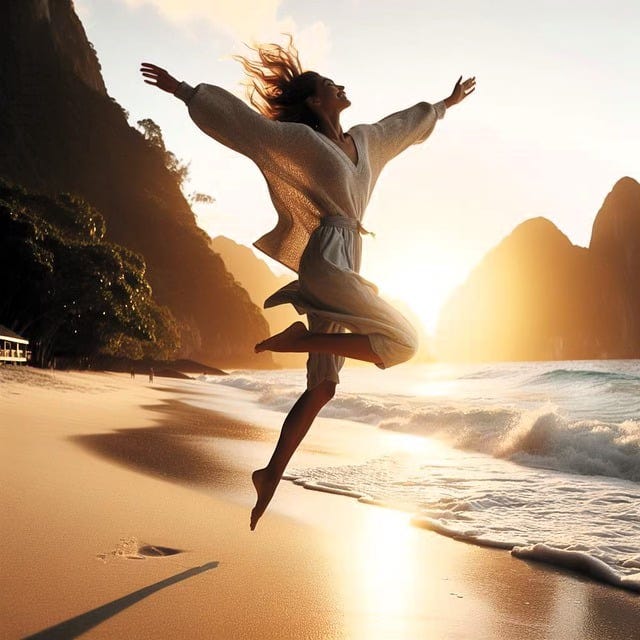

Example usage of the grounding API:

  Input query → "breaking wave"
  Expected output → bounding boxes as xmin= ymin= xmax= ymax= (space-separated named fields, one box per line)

xmin=211 ymin=372 xmax=640 ymax=482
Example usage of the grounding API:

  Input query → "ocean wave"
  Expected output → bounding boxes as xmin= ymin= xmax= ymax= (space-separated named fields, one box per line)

xmin=530 ymin=367 xmax=640 ymax=385
xmin=511 ymin=544 xmax=640 ymax=592
xmin=209 ymin=374 xmax=640 ymax=482
xmin=285 ymin=455 xmax=640 ymax=594
xmin=209 ymin=367 xmax=640 ymax=592
xmin=379 ymin=407 xmax=640 ymax=483
xmin=456 ymin=366 xmax=517 ymax=380
xmin=210 ymin=374 xmax=270 ymax=393
xmin=498 ymin=413 xmax=640 ymax=480
xmin=411 ymin=515 xmax=640 ymax=592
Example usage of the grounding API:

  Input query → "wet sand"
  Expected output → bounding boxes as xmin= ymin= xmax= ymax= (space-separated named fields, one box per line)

xmin=1 ymin=367 xmax=638 ymax=639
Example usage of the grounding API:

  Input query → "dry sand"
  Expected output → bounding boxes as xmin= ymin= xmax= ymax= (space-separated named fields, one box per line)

xmin=1 ymin=366 xmax=638 ymax=639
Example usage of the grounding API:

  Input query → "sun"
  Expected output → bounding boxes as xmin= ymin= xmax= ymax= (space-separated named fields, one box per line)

xmin=364 ymin=249 xmax=470 ymax=336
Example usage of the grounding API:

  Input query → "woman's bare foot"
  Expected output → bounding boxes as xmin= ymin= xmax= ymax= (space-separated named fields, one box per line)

xmin=250 ymin=468 xmax=282 ymax=530
xmin=254 ymin=321 xmax=308 ymax=354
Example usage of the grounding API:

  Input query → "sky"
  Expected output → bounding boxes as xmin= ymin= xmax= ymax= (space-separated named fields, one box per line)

xmin=77 ymin=0 xmax=638 ymax=333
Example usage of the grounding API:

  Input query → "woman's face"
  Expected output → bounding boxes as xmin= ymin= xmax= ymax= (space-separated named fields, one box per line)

xmin=312 ymin=75 xmax=351 ymax=113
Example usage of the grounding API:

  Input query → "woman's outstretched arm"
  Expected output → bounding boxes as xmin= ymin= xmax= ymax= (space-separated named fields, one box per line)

xmin=139 ymin=62 xmax=284 ymax=163
xmin=368 ymin=75 xmax=476 ymax=168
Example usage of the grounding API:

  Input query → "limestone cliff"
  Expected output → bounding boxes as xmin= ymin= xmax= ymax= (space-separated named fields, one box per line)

xmin=0 ymin=0 xmax=272 ymax=367
xmin=589 ymin=177 xmax=640 ymax=352
xmin=436 ymin=178 xmax=640 ymax=362
xmin=210 ymin=236 xmax=306 ymax=368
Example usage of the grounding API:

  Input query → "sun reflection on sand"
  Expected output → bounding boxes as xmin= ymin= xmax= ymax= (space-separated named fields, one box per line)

xmin=346 ymin=507 xmax=420 ymax=639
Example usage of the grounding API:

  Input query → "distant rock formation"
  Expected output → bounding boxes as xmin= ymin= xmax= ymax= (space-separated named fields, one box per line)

xmin=0 ymin=0 xmax=273 ymax=368
xmin=210 ymin=236 xmax=306 ymax=368
xmin=589 ymin=177 xmax=640 ymax=354
xmin=436 ymin=178 xmax=640 ymax=361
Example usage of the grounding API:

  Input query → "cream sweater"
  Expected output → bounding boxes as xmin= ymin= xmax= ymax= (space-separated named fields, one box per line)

xmin=175 ymin=82 xmax=445 ymax=272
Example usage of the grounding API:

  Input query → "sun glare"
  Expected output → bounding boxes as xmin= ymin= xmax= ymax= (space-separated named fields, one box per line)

xmin=347 ymin=507 xmax=417 ymax=638
xmin=375 ymin=270 xmax=465 ymax=336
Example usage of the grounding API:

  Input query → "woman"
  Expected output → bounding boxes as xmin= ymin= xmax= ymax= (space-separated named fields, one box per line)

xmin=140 ymin=39 xmax=475 ymax=530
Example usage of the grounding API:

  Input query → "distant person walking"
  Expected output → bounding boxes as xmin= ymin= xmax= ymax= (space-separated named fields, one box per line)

xmin=141 ymin=38 xmax=475 ymax=530
xmin=130 ymin=367 xmax=135 ymax=380
xmin=148 ymin=367 xmax=154 ymax=383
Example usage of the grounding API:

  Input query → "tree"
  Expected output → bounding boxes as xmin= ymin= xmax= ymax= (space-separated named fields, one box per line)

xmin=136 ymin=118 xmax=190 ymax=187
xmin=0 ymin=179 xmax=180 ymax=366
xmin=188 ymin=192 xmax=216 ymax=207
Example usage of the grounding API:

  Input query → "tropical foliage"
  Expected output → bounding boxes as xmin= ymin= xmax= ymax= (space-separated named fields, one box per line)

xmin=0 ymin=179 xmax=179 ymax=366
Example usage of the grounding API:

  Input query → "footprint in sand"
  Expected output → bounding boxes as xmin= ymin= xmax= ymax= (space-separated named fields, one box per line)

xmin=97 ymin=537 xmax=184 ymax=562
xmin=137 ymin=545 xmax=182 ymax=557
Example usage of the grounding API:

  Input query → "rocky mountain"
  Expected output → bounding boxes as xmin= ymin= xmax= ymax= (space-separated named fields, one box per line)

xmin=436 ymin=178 xmax=639 ymax=361
xmin=210 ymin=236 xmax=306 ymax=368
xmin=589 ymin=177 xmax=640 ymax=353
xmin=0 ymin=0 xmax=273 ymax=368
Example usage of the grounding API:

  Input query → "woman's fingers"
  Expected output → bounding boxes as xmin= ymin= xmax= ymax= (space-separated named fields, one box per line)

xmin=450 ymin=76 xmax=476 ymax=104
xmin=139 ymin=63 xmax=178 ymax=93
xmin=140 ymin=62 xmax=166 ymax=72
xmin=140 ymin=63 xmax=169 ymax=83
xmin=462 ymin=77 xmax=476 ymax=96
xmin=140 ymin=62 xmax=170 ymax=89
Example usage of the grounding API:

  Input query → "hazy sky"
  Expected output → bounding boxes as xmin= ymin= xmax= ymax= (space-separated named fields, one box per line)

xmin=77 ymin=0 xmax=638 ymax=332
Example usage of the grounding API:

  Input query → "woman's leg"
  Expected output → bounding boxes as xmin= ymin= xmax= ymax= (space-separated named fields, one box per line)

xmin=250 ymin=379 xmax=336 ymax=530
xmin=255 ymin=321 xmax=382 ymax=364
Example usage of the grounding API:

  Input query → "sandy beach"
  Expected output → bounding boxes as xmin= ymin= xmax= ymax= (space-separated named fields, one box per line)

xmin=1 ymin=367 xmax=638 ymax=640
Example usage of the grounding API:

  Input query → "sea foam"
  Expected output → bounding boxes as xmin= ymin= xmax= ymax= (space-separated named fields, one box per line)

xmin=212 ymin=370 xmax=640 ymax=482
xmin=208 ymin=361 xmax=640 ymax=591
xmin=284 ymin=451 xmax=640 ymax=593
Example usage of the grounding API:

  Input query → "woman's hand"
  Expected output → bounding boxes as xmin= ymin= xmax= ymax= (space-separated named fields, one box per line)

xmin=140 ymin=62 xmax=180 ymax=94
xmin=444 ymin=76 xmax=476 ymax=108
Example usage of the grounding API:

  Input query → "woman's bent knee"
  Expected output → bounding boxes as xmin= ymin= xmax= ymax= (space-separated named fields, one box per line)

xmin=397 ymin=320 xmax=419 ymax=363
xmin=393 ymin=337 xmax=418 ymax=365
xmin=322 ymin=381 xmax=337 ymax=401
xmin=313 ymin=380 xmax=336 ymax=403
xmin=370 ymin=321 xmax=419 ymax=367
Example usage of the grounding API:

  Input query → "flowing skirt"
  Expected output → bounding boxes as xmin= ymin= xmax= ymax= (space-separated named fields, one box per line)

xmin=264 ymin=217 xmax=418 ymax=389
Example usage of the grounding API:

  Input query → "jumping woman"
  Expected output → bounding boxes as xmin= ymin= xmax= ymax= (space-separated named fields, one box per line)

xmin=140 ymin=38 xmax=475 ymax=530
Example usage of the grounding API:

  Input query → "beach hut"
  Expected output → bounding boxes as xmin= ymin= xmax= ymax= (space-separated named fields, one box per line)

xmin=0 ymin=325 xmax=31 ymax=364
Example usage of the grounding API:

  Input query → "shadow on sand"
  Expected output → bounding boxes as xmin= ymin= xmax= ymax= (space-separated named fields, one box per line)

xmin=24 ymin=561 xmax=219 ymax=639
xmin=69 ymin=399 xmax=272 ymax=488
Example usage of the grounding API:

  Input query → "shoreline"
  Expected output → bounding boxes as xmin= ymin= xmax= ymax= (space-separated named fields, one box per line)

xmin=189 ymin=369 xmax=640 ymax=594
xmin=2 ymin=367 xmax=638 ymax=639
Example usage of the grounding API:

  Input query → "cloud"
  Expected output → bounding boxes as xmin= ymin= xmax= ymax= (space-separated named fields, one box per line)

xmin=120 ymin=0 xmax=331 ymax=70
xmin=275 ymin=18 xmax=332 ymax=71
xmin=121 ymin=0 xmax=281 ymax=40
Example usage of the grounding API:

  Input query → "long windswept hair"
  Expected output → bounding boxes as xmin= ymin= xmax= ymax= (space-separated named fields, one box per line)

xmin=233 ymin=35 xmax=321 ymax=130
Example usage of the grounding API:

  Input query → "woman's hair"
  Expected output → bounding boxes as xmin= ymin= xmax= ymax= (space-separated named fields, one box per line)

xmin=234 ymin=35 xmax=321 ymax=130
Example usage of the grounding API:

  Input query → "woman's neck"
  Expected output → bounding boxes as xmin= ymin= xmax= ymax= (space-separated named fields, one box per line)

xmin=316 ymin=111 xmax=346 ymax=142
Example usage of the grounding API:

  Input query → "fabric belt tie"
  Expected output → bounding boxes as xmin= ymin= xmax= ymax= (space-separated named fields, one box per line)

xmin=320 ymin=215 xmax=376 ymax=238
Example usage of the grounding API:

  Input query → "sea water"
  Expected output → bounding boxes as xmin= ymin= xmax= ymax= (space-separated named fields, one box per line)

xmin=202 ymin=360 xmax=640 ymax=592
